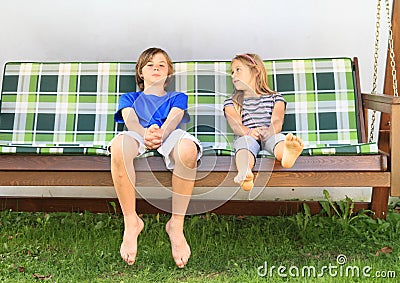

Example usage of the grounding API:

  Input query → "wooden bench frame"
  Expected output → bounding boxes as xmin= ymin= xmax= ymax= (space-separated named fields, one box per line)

xmin=0 ymin=58 xmax=399 ymax=218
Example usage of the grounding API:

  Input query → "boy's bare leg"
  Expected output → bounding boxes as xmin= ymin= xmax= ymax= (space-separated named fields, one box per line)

xmin=274 ymin=133 xmax=304 ymax=168
xmin=111 ymin=135 xmax=144 ymax=266
xmin=234 ymin=149 xmax=255 ymax=191
xmin=166 ymin=139 xmax=198 ymax=268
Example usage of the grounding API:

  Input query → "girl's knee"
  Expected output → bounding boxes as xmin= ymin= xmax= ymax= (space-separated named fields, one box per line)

xmin=273 ymin=141 xmax=284 ymax=161
xmin=235 ymin=148 xmax=256 ymax=165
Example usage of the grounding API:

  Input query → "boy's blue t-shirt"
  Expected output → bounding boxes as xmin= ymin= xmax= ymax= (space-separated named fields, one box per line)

xmin=114 ymin=91 xmax=190 ymax=128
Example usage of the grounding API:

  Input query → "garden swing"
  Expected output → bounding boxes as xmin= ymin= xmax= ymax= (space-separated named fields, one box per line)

xmin=0 ymin=1 xmax=398 ymax=218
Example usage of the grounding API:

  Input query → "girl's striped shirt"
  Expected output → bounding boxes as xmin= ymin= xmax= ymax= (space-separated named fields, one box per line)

xmin=223 ymin=93 xmax=286 ymax=129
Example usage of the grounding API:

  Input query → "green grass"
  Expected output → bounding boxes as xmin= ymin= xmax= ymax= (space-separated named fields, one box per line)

xmin=1 ymin=204 xmax=400 ymax=282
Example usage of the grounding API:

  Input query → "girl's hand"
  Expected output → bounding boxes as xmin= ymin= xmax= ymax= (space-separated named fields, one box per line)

xmin=257 ymin=126 xmax=269 ymax=142
xmin=247 ymin=128 xmax=261 ymax=141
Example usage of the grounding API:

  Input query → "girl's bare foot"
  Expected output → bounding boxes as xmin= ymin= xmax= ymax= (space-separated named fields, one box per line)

xmin=281 ymin=133 xmax=304 ymax=168
xmin=234 ymin=170 xmax=254 ymax=191
xmin=120 ymin=216 xmax=144 ymax=265
xmin=166 ymin=217 xmax=191 ymax=268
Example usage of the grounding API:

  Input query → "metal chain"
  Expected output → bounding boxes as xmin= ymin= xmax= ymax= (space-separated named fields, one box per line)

xmin=369 ymin=0 xmax=398 ymax=142
xmin=386 ymin=0 xmax=398 ymax=97
xmin=369 ymin=0 xmax=382 ymax=142
xmin=372 ymin=0 xmax=381 ymax=95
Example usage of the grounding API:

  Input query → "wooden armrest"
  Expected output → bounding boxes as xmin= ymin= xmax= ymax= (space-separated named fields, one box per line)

xmin=362 ymin=93 xmax=400 ymax=113
xmin=362 ymin=93 xmax=400 ymax=196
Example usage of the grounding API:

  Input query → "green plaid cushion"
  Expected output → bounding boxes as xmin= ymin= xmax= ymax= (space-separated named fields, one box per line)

xmin=300 ymin=142 xmax=378 ymax=156
xmin=0 ymin=59 xmax=377 ymax=156
xmin=268 ymin=58 xmax=359 ymax=146
xmin=170 ymin=62 xmax=234 ymax=149
xmin=0 ymin=62 xmax=130 ymax=154
xmin=0 ymin=144 xmax=108 ymax=155
xmin=257 ymin=142 xmax=377 ymax=158
xmin=171 ymin=58 xmax=376 ymax=155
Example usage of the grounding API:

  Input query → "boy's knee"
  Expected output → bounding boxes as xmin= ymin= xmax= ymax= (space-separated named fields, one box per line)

xmin=175 ymin=139 xmax=198 ymax=168
xmin=110 ymin=135 xmax=138 ymax=165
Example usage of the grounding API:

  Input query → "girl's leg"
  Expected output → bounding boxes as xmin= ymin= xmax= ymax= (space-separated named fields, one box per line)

xmin=166 ymin=138 xmax=198 ymax=268
xmin=234 ymin=149 xmax=256 ymax=191
xmin=110 ymin=135 xmax=144 ymax=266
xmin=273 ymin=133 xmax=304 ymax=168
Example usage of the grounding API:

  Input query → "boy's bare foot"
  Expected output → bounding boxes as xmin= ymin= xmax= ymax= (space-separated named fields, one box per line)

xmin=234 ymin=171 xmax=254 ymax=191
xmin=281 ymin=133 xmax=304 ymax=168
xmin=166 ymin=218 xmax=191 ymax=268
xmin=120 ymin=216 xmax=144 ymax=265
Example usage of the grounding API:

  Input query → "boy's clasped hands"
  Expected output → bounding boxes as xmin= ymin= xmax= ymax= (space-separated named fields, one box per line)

xmin=144 ymin=124 xmax=164 ymax=149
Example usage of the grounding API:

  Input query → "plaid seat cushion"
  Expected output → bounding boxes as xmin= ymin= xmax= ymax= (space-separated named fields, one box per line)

xmin=0 ymin=143 xmax=108 ymax=155
xmin=0 ymin=59 xmax=377 ymax=156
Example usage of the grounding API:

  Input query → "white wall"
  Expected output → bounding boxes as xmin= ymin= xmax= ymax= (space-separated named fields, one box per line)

xmin=0 ymin=0 xmax=392 ymax=93
xmin=0 ymin=0 xmax=394 ymax=201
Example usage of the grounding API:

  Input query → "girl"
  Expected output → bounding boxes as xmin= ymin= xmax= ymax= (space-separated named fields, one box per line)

xmin=224 ymin=53 xmax=304 ymax=191
xmin=109 ymin=47 xmax=202 ymax=268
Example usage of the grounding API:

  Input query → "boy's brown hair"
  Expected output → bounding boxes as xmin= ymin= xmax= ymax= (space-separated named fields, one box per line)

xmin=135 ymin=47 xmax=174 ymax=91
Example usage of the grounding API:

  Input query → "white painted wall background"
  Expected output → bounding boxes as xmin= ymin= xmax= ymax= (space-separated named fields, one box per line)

xmin=0 ymin=0 xmax=394 ymax=201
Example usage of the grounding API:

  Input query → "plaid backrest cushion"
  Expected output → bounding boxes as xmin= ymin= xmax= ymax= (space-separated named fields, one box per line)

xmin=268 ymin=58 xmax=358 ymax=146
xmin=0 ymin=58 xmax=359 ymax=152
xmin=0 ymin=62 xmax=131 ymax=148
xmin=174 ymin=58 xmax=359 ymax=149
xmin=169 ymin=62 xmax=234 ymax=149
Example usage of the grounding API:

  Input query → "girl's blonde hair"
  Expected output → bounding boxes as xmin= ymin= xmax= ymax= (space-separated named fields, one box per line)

xmin=231 ymin=53 xmax=275 ymax=113
xmin=135 ymin=47 xmax=174 ymax=91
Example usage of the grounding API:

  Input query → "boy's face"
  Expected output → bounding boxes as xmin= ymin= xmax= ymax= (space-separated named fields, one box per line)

xmin=231 ymin=59 xmax=256 ymax=92
xmin=141 ymin=52 xmax=169 ymax=88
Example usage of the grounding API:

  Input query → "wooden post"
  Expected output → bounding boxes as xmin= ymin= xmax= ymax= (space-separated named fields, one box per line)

xmin=380 ymin=0 xmax=399 ymax=153
xmin=370 ymin=0 xmax=399 ymax=217
xmin=371 ymin=187 xmax=390 ymax=219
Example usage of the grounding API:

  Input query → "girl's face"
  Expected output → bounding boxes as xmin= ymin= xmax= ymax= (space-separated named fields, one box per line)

xmin=141 ymin=52 xmax=169 ymax=88
xmin=231 ymin=59 xmax=257 ymax=92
